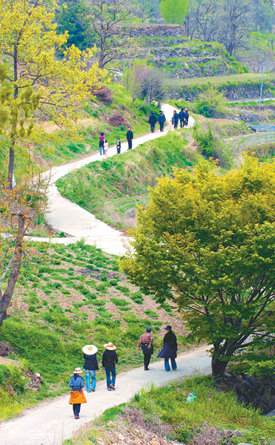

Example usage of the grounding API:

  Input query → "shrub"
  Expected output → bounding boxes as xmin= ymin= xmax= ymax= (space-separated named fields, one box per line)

xmin=93 ymin=86 xmax=113 ymax=104
xmin=108 ymin=111 xmax=129 ymax=128
xmin=194 ymin=87 xmax=227 ymax=117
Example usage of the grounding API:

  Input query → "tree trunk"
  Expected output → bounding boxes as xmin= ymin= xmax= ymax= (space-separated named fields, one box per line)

xmin=8 ymin=43 xmax=19 ymax=189
xmin=211 ymin=356 xmax=228 ymax=379
xmin=8 ymin=144 xmax=15 ymax=190
xmin=0 ymin=214 xmax=25 ymax=327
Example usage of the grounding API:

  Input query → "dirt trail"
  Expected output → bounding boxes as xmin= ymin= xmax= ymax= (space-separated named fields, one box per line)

xmin=0 ymin=346 xmax=210 ymax=445
xmin=28 ymin=104 xmax=195 ymax=255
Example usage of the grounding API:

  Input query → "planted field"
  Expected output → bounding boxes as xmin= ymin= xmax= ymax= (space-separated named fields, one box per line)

xmin=0 ymin=241 xmax=185 ymax=419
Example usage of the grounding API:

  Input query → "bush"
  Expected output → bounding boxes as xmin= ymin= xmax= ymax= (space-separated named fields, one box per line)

xmin=108 ymin=111 xmax=129 ymax=128
xmin=194 ymin=87 xmax=227 ymax=117
xmin=93 ymin=86 xmax=113 ymax=105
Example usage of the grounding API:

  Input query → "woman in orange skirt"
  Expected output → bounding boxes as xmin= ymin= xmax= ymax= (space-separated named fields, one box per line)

xmin=68 ymin=367 xmax=87 ymax=419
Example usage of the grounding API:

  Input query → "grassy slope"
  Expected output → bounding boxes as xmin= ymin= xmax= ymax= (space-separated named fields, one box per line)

xmin=63 ymin=376 xmax=274 ymax=445
xmin=0 ymin=241 xmax=186 ymax=419
xmin=57 ymin=130 xmax=201 ymax=230
xmin=170 ymin=72 xmax=275 ymax=87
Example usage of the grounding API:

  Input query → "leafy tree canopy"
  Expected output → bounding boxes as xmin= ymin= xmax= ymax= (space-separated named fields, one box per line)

xmin=160 ymin=0 xmax=190 ymax=24
xmin=121 ymin=157 xmax=275 ymax=377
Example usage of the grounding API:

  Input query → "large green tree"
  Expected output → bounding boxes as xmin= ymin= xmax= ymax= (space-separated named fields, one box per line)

xmin=121 ymin=158 xmax=275 ymax=378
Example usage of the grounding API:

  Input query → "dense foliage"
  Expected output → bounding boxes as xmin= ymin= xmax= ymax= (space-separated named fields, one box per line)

xmin=121 ymin=157 xmax=275 ymax=377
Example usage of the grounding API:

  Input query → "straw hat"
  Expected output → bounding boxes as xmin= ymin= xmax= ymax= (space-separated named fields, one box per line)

xmin=82 ymin=344 xmax=98 ymax=355
xmin=73 ymin=367 xmax=83 ymax=374
xmin=104 ymin=342 xmax=116 ymax=350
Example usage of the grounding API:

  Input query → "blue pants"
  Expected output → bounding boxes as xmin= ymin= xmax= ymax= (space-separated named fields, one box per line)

xmin=164 ymin=358 xmax=177 ymax=371
xmin=73 ymin=403 xmax=81 ymax=417
xmin=99 ymin=145 xmax=105 ymax=155
xmin=85 ymin=369 xmax=96 ymax=392
xmin=105 ymin=368 xmax=116 ymax=388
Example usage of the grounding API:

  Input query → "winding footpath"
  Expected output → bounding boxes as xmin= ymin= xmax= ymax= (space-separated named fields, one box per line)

xmin=31 ymin=104 xmax=195 ymax=256
xmin=0 ymin=106 xmax=205 ymax=445
xmin=0 ymin=347 xmax=210 ymax=445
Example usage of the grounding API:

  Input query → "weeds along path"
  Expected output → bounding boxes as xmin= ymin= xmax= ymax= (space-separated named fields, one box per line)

xmin=0 ymin=346 xmax=210 ymax=445
xmin=31 ymin=104 xmax=194 ymax=256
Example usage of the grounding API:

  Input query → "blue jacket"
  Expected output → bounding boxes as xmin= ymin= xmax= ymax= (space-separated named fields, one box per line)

xmin=69 ymin=375 xmax=84 ymax=391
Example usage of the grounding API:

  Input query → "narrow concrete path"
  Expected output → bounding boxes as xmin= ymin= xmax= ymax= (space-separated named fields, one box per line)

xmin=31 ymin=104 xmax=194 ymax=255
xmin=0 ymin=346 xmax=210 ymax=445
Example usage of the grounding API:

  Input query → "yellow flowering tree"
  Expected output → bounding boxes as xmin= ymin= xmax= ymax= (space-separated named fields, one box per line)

xmin=0 ymin=0 xmax=103 ymax=188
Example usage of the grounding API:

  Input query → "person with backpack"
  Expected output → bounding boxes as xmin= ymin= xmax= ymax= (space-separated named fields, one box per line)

xmin=82 ymin=344 xmax=98 ymax=392
xmin=157 ymin=325 xmax=178 ymax=371
xmin=126 ymin=127 xmax=134 ymax=150
xmin=179 ymin=108 xmax=185 ymax=128
xmin=148 ymin=112 xmax=157 ymax=133
xmin=99 ymin=132 xmax=105 ymax=155
xmin=102 ymin=342 xmax=118 ymax=391
xmin=137 ymin=326 xmax=154 ymax=371
xmin=68 ymin=367 xmax=87 ymax=419
xmin=184 ymin=108 xmax=189 ymax=127
xmin=158 ymin=110 xmax=166 ymax=132
xmin=172 ymin=110 xmax=179 ymax=129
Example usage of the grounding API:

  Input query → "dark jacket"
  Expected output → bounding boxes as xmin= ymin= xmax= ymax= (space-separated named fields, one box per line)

xmin=102 ymin=349 xmax=118 ymax=370
xmin=69 ymin=375 xmax=85 ymax=391
xmin=158 ymin=113 xmax=166 ymax=124
xmin=126 ymin=130 xmax=133 ymax=140
xmin=179 ymin=110 xmax=185 ymax=121
xmin=172 ymin=113 xmax=179 ymax=124
xmin=149 ymin=113 xmax=157 ymax=125
xmin=157 ymin=330 xmax=178 ymax=359
xmin=83 ymin=353 xmax=99 ymax=371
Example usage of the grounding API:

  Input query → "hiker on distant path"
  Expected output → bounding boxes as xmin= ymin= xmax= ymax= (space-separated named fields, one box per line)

xmin=104 ymin=139 xmax=109 ymax=156
xmin=99 ymin=132 xmax=105 ymax=155
xmin=184 ymin=108 xmax=189 ymax=127
xmin=148 ymin=112 xmax=157 ymax=133
xmin=82 ymin=344 xmax=98 ymax=392
xmin=179 ymin=108 xmax=185 ymax=128
xmin=172 ymin=110 xmax=179 ymax=129
xmin=157 ymin=325 xmax=178 ymax=372
xmin=116 ymin=138 xmax=121 ymax=154
xmin=102 ymin=342 xmax=118 ymax=391
xmin=68 ymin=367 xmax=87 ymax=419
xmin=158 ymin=110 xmax=166 ymax=132
xmin=126 ymin=127 xmax=133 ymax=150
xmin=137 ymin=326 xmax=154 ymax=371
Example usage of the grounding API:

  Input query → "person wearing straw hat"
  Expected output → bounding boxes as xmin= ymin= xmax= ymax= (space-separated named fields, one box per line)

xmin=102 ymin=342 xmax=118 ymax=391
xmin=68 ymin=367 xmax=87 ymax=419
xmin=82 ymin=344 xmax=98 ymax=392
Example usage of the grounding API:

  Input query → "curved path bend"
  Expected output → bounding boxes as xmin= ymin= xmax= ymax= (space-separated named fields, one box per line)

xmin=0 ymin=346 xmax=210 ymax=445
xmin=33 ymin=104 xmax=194 ymax=256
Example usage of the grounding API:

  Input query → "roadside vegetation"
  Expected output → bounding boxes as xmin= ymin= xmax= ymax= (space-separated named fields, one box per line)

xmin=0 ymin=241 xmax=186 ymax=419
xmin=63 ymin=376 xmax=275 ymax=445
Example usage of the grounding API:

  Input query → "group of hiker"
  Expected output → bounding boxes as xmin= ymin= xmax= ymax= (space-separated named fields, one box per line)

xmin=68 ymin=325 xmax=178 ymax=419
xmin=98 ymin=108 xmax=189 ymax=156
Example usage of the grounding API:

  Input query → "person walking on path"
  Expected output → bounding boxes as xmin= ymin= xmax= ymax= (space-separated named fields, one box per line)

xmin=137 ymin=326 xmax=154 ymax=371
xmin=172 ymin=110 xmax=179 ymax=129
xmin=157 ymin=325 xmax=178 ymax=372
xmin=179 ymin=108 xmax=185 ymax=128
xmin=148 ymin=112 xmax=157 ymax=133
xmin=68 ymin=367 xmax=87 ymax=419
xmin=116 ymin=138 xmax=121 ymax=154
xmin=82 ymin=344 xmax=98 ymax=392
xmin=99 ymin=132 xmax=105 ymax=155
xmin=158 ymin=110 xmax=166 ymax=132
xmin=126 ymin=127 xmax=133 ymax=150
xmin=102 ymin=342 xmax=118 ymax=391
xmin=184 ymin=108 xmax=189 ymax=127
xmin=104 ymin=139 xmax=109 ymax=156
